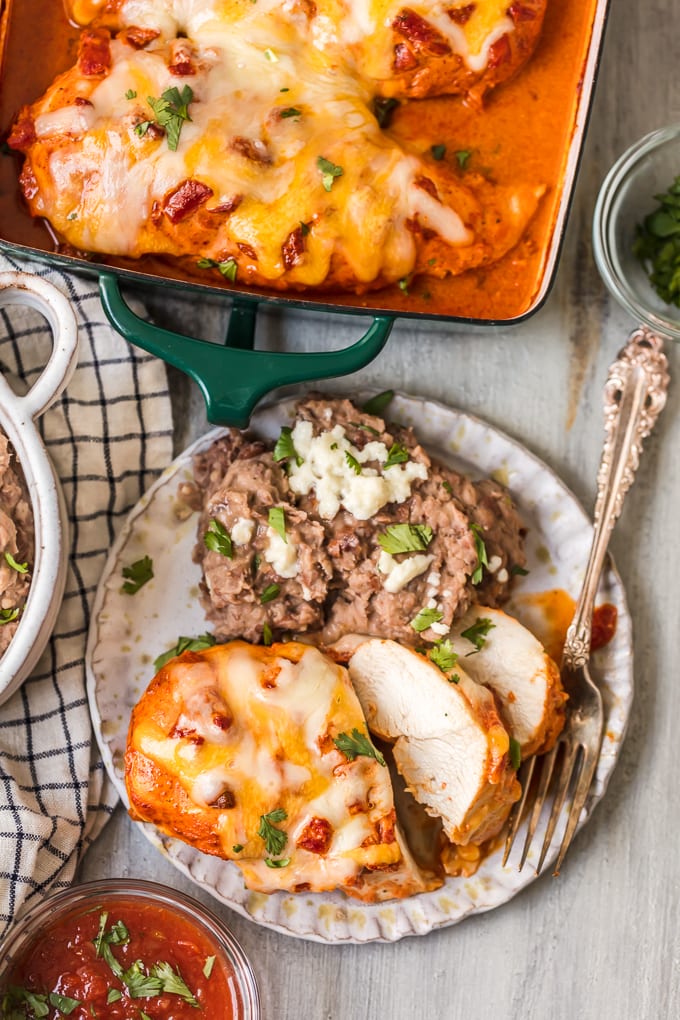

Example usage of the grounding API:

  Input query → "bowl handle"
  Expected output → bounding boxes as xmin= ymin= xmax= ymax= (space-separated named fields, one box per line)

xmin=99 ymin=273 xmax=394 ymax=427
xmin=0 ymin=272 xmax=79 ymax=421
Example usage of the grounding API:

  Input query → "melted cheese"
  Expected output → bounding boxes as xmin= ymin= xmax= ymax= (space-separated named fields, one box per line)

xmin=128 ymin=641 xmax=401 ymax=893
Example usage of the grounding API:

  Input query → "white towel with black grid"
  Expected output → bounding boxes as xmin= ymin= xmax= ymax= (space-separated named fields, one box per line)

xmin=0 ymin=254 xmax=173 ymax=939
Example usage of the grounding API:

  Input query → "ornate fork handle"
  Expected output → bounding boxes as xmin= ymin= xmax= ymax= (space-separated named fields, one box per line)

xmin=563 ymin=328 xmax=669 ymax=670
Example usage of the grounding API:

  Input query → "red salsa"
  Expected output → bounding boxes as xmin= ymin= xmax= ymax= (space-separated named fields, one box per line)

xmin=1 ymin=898 xmax=238 ymax=1019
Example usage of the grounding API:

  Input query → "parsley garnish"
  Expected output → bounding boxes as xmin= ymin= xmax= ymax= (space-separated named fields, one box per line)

xmin=345 ymin=451 xmax=362 ymax=474
xmin=49 ymin=993 xmax=80 ymax=1014
xmin=268 ymin=506 xmax=287 ymax=543
xmin=470 ymin=523 xmax=488 ymax=585
xmin=0 ymin=606 xmax=20 ymax=624
xmin=134 ymin=120 xmax=152 ymax=137
xmin=455 ymin=149 xmax=471 ymax=169
xmin=204 ymin=955 xmax=216 ymax=978
xmin=153 ymin=633 xmax=216 ymax=672
xmin=442 ymin=479 xmax=453 ymax=495
xmin=125 ymin=88 xmax=137 ymax=99
xmin=264 ymin=47 xmax=278 ymax=61
xmin=232 ymin=844 xmax=244 ymax=854
xmin=146 ymin=85 xmax=193 ymax=151
xmin=398 ymin=276 xmax=411 ymax=295
xmin=260 ymin=583 xmax=280 ymax=604
xmin=265 ymin=856 xmax=291 ymax=868
xmin=121 ymin=555 xmax=154 ymax=595
xmin=280 ymin=107 xmax=302 ymax=118
xmin=460 ymin=616 xmax=495 ymax=653
xmin=349 ymin=420 xmax=380 ymax=436
xmin=317 ymin=156 xmax=344 ymax=192
xmin=204 ymin=518 xmax=234 ymax=558
xmin=300 ymin=220 xmax=311 ymax=236
xmin=510 ymin=564 xmax=529 ymax=577
xmin=258 ymin=807 xmax=288 ymax=855
xmin=410 ymin=607 xmax=443 ymax=633
xmin=362 ymin=390 xmax=394 ymax=416
xmin=262 ymin=622 xmax=273 ymax=646
xmin=428 ymin=638 xmax=458 ymax=674
xmin=273 ymin=425 xmax=303 ymax=467
xmin=107 ymin=989 xmax=122 ymax=1004
xmin=333 ymin=728 xmax=386 ymax=766
xmin=384 ymin=441 xmax=410 ymax=469
xmin=218 ymin=257 xmax=238 ymax=282
xmin=509 ymin=736 xmax=522 ymax=770
xmin=378 ymin=523 xmax=433 ymax=554
xmin=373 ymin=96 xmax=399 ymax=128
xmin=151 ymin=962 xmax=199 ymax=1006
xmin=3 ymin=551 xmax=27 ymax=573
xmin=633 ymin=174 xmax=680 ymax=307
xmin=431 ymin=143 xmax=446 ymax=161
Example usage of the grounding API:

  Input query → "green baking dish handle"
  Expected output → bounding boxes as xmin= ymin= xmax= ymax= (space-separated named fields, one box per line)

xmin=99 ymin=273 xmax=394 ymax=427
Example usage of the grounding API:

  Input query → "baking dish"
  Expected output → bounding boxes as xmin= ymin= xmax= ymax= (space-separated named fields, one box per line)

xmin=0 ymin=0 xmax=610 ymax=426
xmin=0 ymin=272 xmax=79 ymax=703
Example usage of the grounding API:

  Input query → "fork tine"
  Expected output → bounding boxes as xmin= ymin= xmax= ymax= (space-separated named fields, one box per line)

xmin=552 ymin=745 xmax=598 ymax=876
xmin=535 ymin=742 xmax=581 ymax=875
xmin=518 ymin=742 xmax=560 ymax=870
xmin=502 ymin=755 xmax=536 ymax=866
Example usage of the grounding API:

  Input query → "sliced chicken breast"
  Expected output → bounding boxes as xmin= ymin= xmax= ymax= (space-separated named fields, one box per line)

xmin=450 ymin=606 xmax=567 ymax=758
xmin=348 ymin=639 xmax=520 ymax=846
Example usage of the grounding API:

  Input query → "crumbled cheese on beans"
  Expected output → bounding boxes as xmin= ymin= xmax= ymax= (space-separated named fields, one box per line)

xmin=232 ymin=517 xmax=255 ymax=546
xmin=288 ymin=421 xmax=427 ymax=520
xmin=264 ymin=527 xmax=299 ymax=578
xmin=378 ymin=551 xmax=433 ymax=594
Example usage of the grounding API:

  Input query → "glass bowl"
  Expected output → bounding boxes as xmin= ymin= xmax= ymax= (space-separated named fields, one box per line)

xmin=593 ymin=124 xmax=680 ymax=341
xmin=0 ymin=879 xmax=261 ymax=1018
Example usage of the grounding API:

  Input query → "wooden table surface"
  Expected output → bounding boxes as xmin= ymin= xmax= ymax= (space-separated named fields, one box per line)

xmin=79 ymin=0 xmax=680 ymax=1016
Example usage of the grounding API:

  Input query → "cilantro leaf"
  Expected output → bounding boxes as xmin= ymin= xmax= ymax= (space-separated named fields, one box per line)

xmin=262 ymin=622 xmax=273 ymax=646
xmin=431 ymin=143 xmax=446 ymax=161
xmin=146 ymin=84 xmax=193 ymax=151
xmin=125 ymin=88 xmax=137 ymax=100
xmin=0 ymin=606 xmax=20 ymax=624
xmin=218 ymin=258 xmax=238 ymax=282
xmin=280 ymin=107 xmax=302 ymax=118
xmin=121 ymin=959 xmax=163 ymax=997
xmin=428 ymin=639 xmax=458 ymax=674
xmin=204 ymin=518 xmax=233 ymax=558
xmin=460 ymin=616 xmax=495 ymax=653
xmin=455 ymin=149 xmax=471 ymax=169
xmin=470 ymin=523 xmax=488 ymax=585
xmin=203 ymin=955 xmax=216 ymax=979
xmin=317 ymin=155 xmax=344 ymax=191
xmin=378 ymin=523 xmax=433 ymax=554
xmin=373 ymin=96 xmax=399 ymax=128
xmin=410 ymin=607 xmax=443 ymax=633
xmin=121 ymin=554 xmax=154 ymax=595
xmin=384 ymin=442 xmax=410 ymax=469
xmin=232 ymin=844 xmax=244 ymax=854
xmin=4 ymin=551 xmax=28 ymax=573
xmin=258 ymin=808 xmax=288 ymax=855
xmin=509 ymin=736 xmax=522 ymax=770
xmin=107 ymin=989 xmax=122 ymax=1004
xmin=361 ymin=390 xmax=394 ymax=416
xmin=49 ymin=993 xmax=81 ymax=1014
xmin=510 ymin=564 xmax=529 ymax=577
xmin=151 ymin=961 xmax=199 ymax=1006
xmin=333 ymin=728 xmax=386 ymax=766
xmin=153 ymin=633 xmax=216 ymax=672
xmin=260 ymin=583 xmax=280 ymax=604
xmin=345 ymin=451 xmax=361 ymax=475
xmin=268 ymin=506 xmax=287 ymax=543
xmin=273 ymin=425 xmax=303 ymax=467
xmin=349 ymin=420 xmax=380 ymax=436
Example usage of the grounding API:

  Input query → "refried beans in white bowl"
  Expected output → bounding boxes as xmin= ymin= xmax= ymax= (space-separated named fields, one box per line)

xmin=0 ymin=272 xmax=78 ymax=702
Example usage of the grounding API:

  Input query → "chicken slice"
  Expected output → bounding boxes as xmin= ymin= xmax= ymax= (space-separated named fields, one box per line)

xmin=450 ymin=606 xmax=567 ymax=758
xmin=347 ymin=638 xmax=520 ymax=846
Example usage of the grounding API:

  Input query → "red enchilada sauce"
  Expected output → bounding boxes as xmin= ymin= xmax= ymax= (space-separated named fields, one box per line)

xmin=1 ymin=900 xmax=237 ymax=1019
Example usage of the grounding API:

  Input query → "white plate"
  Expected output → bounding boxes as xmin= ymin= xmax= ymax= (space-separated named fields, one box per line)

xmin=85 ymin=394 xmax=633 ymax=944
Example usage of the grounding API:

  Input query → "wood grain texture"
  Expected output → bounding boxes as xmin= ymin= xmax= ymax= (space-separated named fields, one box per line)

xmin=80 ymin=0 xmax=680 ymax=1015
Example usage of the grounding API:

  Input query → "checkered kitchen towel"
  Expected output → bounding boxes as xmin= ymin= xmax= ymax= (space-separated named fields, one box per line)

xmin=0 ymin=254 xmax=173 ymax=939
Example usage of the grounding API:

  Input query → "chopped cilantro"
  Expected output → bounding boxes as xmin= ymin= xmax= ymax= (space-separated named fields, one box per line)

xmin=455 ymin=149 xmax=471 ymax=169
xmin=204 ymin=518 xmax=233 ymax=558
xmin=258 ymin=807 xmax=288 ymax=855
xmin=204 ymin=955 xmax=216 ymax=978
xmin=268 ymin=506 xmax=287 ymax=543
xmin=0 ymin=606 xmax=20 ymax=624
xmin=362 ymin=390 xmax=395 ymax=416
xmin=153 ymin=633 xmax=216 ymax=672
xmin=121 ymin=555 xmax=154 ymax=595
xmin=510 ymin=564 xmax=530 ymax=577
xmin=470 ymin=523 xmax=488 ymax=585
xmin=260 ymin=583 xmax=280 ymax=604
xmin=146 ymin=84 xmax=193 ymax=151
xmin=509 ymin=736 xmax=522 ymax=770
xmin=345 ymin=450 xmax=362 ymax=474
xmin=4 ymin=551 xmax=27 ymax=573
xmin=317 ymin=155 xmax=344 ymax=191
xmin=378 ymin=523 xmax=433 ymax=554
xmin=460 ymin=616 xmax=495 ymax=653
xmin=384 ymin=441 xmax=410 ymax=469
xmin=410 ymin=607 xmax=443 ymax=633
xmin=373 ymin=96 xmax=400 ymax=128
xmin=431 ymin=143 xmax=446 ymax=161
xmin=265 ymin=856 xmax=291 ymax=868
xmin=333 ymin=728 xmax=386 ymax=766
xmin=273 ymin=425 xmax=303 ymax=467
xmin=218 ymin=257 xmax=238 ymax=282
xmin=262 ymin=622 xmax=273 ymax=646
xmin=125 ymin=88 xmax=137 ymax=99
xmin=428 ymin=639 xmax=458 ymax=674
xmin=280 ymin=107 xmax=302 ymax=118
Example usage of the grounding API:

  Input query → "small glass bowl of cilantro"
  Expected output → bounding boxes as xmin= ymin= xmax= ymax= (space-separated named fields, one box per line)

xmin=0 ymin=879 xmax=261 ymax=1019
xmin=593 ymin=123 xmax=680 ymax=340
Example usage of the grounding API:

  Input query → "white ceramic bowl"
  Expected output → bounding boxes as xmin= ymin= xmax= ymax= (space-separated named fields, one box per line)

xmin=0 ymin=272 xmax=79 ymax=702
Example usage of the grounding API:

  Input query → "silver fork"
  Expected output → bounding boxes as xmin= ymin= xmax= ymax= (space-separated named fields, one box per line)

xmin=503 ymin=327 xmax=669 ymax=876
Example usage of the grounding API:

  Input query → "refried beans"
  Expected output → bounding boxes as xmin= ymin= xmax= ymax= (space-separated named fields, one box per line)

xmin=0 ymin=430 xmax=33 ymax=655
xmin=186 ymin=396 xmax=527 ymax=647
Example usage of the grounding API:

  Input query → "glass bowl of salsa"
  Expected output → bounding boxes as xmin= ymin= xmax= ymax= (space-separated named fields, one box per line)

xmin=0 ymin=879 xmax=260 ymax=1019
xmin=593 ymin=123 xmax=680 ymax=341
